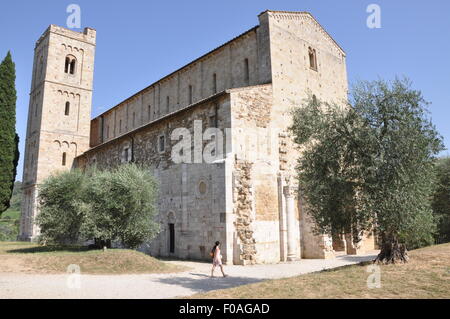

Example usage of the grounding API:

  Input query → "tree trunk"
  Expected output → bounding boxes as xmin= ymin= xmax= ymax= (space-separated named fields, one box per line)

xmin=375 ymin=235 xmax=409 ymax=264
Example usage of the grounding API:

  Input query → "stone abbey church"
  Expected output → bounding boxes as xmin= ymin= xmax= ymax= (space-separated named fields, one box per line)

xmin=19 ymin=10 xmax=375 ymax=265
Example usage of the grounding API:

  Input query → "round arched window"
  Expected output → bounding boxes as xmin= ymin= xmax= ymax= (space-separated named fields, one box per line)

xmin=198 ymin=181 xmax=207 ymax=195
xmin=64 ymin=55 xmax=77 ymax=75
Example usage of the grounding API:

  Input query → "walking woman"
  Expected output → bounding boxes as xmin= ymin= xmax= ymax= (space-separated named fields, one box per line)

xmin=210 ymin=241 xmax=228 ymax=278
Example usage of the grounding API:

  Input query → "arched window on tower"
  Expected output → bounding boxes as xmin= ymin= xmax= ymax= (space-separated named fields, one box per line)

xmin=64 ymin=55 xmax=77 ymax=75
xmin=65 ymin=102 xmax=70 ymax=116
xmin=62 ymin=152 xmax=67 ymax=166
xmin=308 ymin=47 xmax=318 ymax=71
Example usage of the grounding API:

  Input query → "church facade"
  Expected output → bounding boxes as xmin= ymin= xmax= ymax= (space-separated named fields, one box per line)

xmin=19 ymin=10 xmax=375 ymax=265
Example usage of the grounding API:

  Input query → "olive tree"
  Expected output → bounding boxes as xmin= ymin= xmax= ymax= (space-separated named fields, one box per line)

xmin=37 ymin=164 xmax=160 ymax=249
xmin=290 ymin=78 xmax=443 ymax=263
xmin=432 ymin=157 xmax=450 ymax=243
xmin=81 ymin=164 xmax=160 ymax=249
xmin=36 ymin=169 xmax=88 ymax=244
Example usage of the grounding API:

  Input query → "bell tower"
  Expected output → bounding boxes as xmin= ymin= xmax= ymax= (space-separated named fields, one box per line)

xmin=19 ymin=25 xmax=96 ymax=240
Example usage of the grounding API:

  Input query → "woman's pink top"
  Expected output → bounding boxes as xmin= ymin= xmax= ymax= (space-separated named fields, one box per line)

xmin=213 ymin=247 xmax=222 ymax=265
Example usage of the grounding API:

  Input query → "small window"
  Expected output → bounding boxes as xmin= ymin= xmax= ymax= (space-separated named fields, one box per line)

xmin=244 ymin=58 xmax=249 ymax=84
xmin=148 ymin=105 xmax=152 ymax=121
xmin=132 ymin=112 xmax=136 ymax=127
xmin=65 ymin=102 xmax=70 ymax=116
xmin=212 ymin=73 xmax=217 ymax=94
xmin=106 ymin=125 xmax=110 ymax=139
xmin=198 ymin=181 xmax=207 ymax=195
xmin=158 ymin=135 xmax=165 ymax=153
xmin=209 ymin=115 xmax=217 ymax=128
xmin=119 ymin=119 xmax=122 ymax=133
xmin=62 ymin=152 xmax=67 ymax=166
xmin=188 ymin=85 xmax=193 ymax=104
xmin=166 ymin=96 xmax=170 ymax=113
xmin=309 ymin=47 xmax=318 ymax=71
xmin=124 ymin=147 xmax=129 ymax=162
xmin=312 ymin=94 xmax=318 ymax=105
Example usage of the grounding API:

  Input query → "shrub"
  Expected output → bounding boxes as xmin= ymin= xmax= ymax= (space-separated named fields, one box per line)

xmin=36 ymin=164 xmax=160 ymax=249
xmin=81 ymin=164 xmax=160 ymax=249
xmin=36 ymin=169 xmax=87 ymax=244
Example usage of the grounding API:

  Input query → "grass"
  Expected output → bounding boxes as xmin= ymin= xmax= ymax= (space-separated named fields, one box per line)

xmin=190 ymin=243 xmax=450 ymax=299
xmin=1 ymin=209 xmax=20 ymax=220
xmin=0 ymin=241 xmax=188 ymax=275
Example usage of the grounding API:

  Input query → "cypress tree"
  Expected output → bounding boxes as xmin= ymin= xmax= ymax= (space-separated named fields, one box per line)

xmin=0 ymin=51 xmax=19 ymax=214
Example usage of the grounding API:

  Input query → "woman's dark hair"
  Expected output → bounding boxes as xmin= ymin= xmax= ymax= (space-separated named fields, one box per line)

xmin=211 ymin=241 xmax=220 ymax=254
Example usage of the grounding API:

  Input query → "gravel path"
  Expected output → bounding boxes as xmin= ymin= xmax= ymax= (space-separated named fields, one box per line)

xmin=0 ymin=252 xmax=378 ymax=299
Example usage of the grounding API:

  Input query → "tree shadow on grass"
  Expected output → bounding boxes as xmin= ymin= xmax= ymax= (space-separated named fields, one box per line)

xmin=337 ymin=254 xmax=377 ymax=263
xmin=7 ymin=245 xmax=90 ymax=254
xmin=153 ymin=274 xmax=263 ymax=294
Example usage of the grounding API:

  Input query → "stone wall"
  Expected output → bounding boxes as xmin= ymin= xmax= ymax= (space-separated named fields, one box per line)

xmin=77 ymin=94 xmax=232 ymax=262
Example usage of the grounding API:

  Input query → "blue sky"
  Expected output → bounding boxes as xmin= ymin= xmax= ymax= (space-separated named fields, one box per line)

xmin=1 ymin=0 xmax=449 ymax=181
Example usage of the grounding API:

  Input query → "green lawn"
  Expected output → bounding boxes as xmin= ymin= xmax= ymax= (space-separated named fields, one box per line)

xmin=0 ymin=241 xmax=188 ymax=275
xmin=190 ymin=243 xmax=450 ymax=299
xmin=1 ymin=209 xmax=20 ymax=220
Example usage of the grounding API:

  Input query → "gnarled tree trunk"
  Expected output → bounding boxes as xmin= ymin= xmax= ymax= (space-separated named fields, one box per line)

xmin=375 ymin=233 xmax=409 ymax=264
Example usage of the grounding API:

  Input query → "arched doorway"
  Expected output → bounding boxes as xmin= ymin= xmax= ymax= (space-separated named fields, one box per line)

xmin=168 ymin=223 xmax=175 ymax=254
